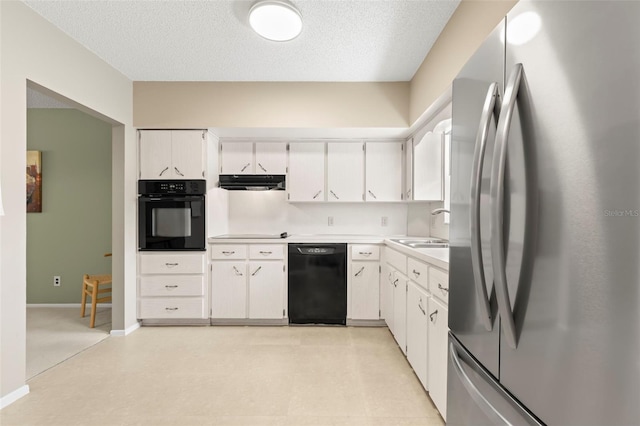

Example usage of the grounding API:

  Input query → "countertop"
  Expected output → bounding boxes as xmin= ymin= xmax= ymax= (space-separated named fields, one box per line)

xmin=209 ymin=234 xmax=449 ymax=269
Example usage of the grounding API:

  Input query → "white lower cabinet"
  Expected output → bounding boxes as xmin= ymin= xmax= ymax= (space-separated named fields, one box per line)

xmin=348 ymin=244 xmax=381 ymax=321
xmin=210 ymin=243 xmax=286 ymax=321
xmin=137 ymin=252 xmax=208 ymax=320
xmin=248 ymin=261 xmax=285 ymax=319
xmin=428 ymin=296 xmax=449 ymax=421
xmin=406 ymin=281 xmax=429 ymax=390
xmin=210 ymin=261 xmax=247 ymax=318
xmin=392 ymin=274 xmax=408 ymax=354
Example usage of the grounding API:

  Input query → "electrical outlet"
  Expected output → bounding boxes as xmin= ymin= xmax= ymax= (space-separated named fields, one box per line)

xmin=53 ymin=276 xmax=61 ymax=287
xmin=381 ymin=216 xmax=388 ymax=227
xmin=328 ymin=216 xmax=334 ymax=226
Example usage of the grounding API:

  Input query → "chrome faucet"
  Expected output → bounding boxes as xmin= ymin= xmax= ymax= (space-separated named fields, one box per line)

xmin=431 ymin=208 xmax=450 ymax=215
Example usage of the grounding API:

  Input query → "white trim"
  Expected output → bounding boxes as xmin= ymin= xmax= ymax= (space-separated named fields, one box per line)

xmin=27 ymin=303 xmax=113 ymax=308
xmin=110 ymin=321 xmax=140 ymax=337
xmin=0 ymin=385 xmax=30 ymax=410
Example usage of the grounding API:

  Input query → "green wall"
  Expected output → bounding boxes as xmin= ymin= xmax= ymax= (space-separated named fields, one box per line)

xmin=27 ymin=109 xmax=112 ymax=304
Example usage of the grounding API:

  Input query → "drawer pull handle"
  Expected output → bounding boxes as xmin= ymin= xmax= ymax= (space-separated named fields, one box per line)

xmin=165 ymin=285 xmax=179 ymax=289
xmin=259 ymin=251 xmax=272 ymax=255
xmin=354 ymin=266 xmax=365 ymax=277
xmin=412 ymin=269 xmax=420 ymax=277
xmin=233 ymin=266 xmax=244 ymax=276
xmin=313 ymin=190 xmax=322 ymax=199
xmin=241 ymin=162 xmax=251 ymax=172
xmin=418 ymin=297 xmax=426 ymax=315
xmin=393 ymin=278 xmax=399 ymax=288
xmin=165 ymin=263 xmax=179 ymax=267
xmin=222 ymin=251 xmax=235 ymax=255
xmin=359 ymin=252 xmax=372 ymax=256
xmin=438 ymin=283 xmax=449 ymax=293
xmin=430 ymin=309 xmax=438 ymax=322
xmin=251 ymin=266 xmax=262 ymax=276
xmin=165 ymin=307 xmax=179 ymax=311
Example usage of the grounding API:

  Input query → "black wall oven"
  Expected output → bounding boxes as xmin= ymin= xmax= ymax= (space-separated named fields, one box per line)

xmin=138 ymin=180 xmax=206 ymax=251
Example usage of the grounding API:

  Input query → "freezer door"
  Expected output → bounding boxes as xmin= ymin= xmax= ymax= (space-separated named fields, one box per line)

xmin=449 ymin=20 xmax=504 ymax=378
xmin=497 ymin=1 xmax=640 ymax=424
xmin=447 ymin=333 xmax=542 ymax=426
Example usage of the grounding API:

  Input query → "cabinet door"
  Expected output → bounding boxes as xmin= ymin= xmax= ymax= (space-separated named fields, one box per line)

xmin=255 ymin=143 xmax=287 ymax=174
xmin=220 ymin=142 xmax=254 ymax=174
xmin=381 ymin=263 xmax=394 ymax=330
xmin=288 ymin=142 xmax=325 ymax=201
xmin=405 ymin=139 xmax=413 ymax=200
xmin=248 ymin=261 xmax=285 ymax=319
xmin=139 ymin=131 xmax=172 ymax=179
xmin=414 ymin=131 xmax=443 ymax=201
xmin=211 ymin=262 xmax=247 ymax=318
xmin=327 ymin=142 xmax=364 ymax=202
xmin=171 ymin=130 xmax=205 ymax=179
xmin=406 ymin=282 xmax=429 ymax=390
xmin=350 ymin=261 xmax=379 ymax=320
xmin=365 ymin=142 xmax=403 ymax=201
xmin=428 ymin=297 xmax=449 ymax=420
xmin=392 ymin=274 xmax=408 ymax=354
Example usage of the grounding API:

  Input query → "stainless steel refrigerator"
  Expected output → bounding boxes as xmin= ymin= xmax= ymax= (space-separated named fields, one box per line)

xmin=448 ymin=1 xmax=640 ymax=424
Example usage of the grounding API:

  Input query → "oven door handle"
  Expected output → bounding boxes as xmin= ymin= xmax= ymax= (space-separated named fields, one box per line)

xmin=139 ymin=196 xmax=204 ymax=202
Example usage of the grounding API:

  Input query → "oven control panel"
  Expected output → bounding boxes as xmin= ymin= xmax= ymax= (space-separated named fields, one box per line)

xmin=138 ymin=179 xmax=206 ymax=196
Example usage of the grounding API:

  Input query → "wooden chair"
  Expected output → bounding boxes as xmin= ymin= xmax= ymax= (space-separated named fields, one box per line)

xmin=80 ymin=253 xmax=112 ymax=328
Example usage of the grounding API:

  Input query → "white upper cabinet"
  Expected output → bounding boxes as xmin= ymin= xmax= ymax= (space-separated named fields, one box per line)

xmin=255 ymin=143 xmax=287 ymax=174
xmin=288 ymin=142 xmax=325 ymax=202
xmin=139 ymin=130 xmax=205 ymax=180
xmin=414 ymin=131 xmax=443 ymax=201
xmin=327 ymin=142 xmax=364 ymax=202
xmin=219 ymin=142 xmax=253 ymax=174
xmin=365 ymin=142 xmax=403 ymax=202
xmin=220 ymin=142 xmax=287 ymax=175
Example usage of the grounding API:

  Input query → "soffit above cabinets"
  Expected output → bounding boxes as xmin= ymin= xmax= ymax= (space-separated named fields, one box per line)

xmin=23 ymin=0 xmax=461 ymax=82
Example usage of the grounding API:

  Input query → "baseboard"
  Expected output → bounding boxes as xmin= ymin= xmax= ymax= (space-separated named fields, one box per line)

xmin=110 ymin=321 xmax=140 ymax=336
xmin=210 ymin=318 xmax=288 ymax=326
xmin=0 ymin=385 xmax=30 ymax=410
xmin=27 ymin=303 xmax=113 ymax=308
xmin=141 ymin=319 xmax=211 ymax=326
xmin=346 ymin=319 xmax=387 ymax=327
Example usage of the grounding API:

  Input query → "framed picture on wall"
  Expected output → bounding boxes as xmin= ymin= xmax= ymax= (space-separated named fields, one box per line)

xmin=27 ymin=150 xmax=42 ymax=213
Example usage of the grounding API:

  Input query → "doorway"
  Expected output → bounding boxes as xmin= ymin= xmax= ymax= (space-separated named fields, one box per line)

xmin=25 ymin=84 xmax=113 ymax=378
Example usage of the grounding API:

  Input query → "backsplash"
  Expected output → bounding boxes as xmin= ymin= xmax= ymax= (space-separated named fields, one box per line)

xmin=222 ymin=191 xmax=408 ymax=236
xmin=407 ymin=201 xmax=449 ymax=240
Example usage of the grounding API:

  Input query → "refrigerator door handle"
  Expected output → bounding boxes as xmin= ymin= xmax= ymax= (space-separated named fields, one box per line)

xmin=449 ymin=342 xmax=511 ymax=424
xmin=470 ymin=82 xmax=500 ymax=332
xmin=490 ymin=63 xmax=524 ymax=349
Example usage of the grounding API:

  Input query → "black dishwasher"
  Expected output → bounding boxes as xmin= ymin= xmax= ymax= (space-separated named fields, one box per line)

xmin=288 ymin=244 xmax=347 ymax=325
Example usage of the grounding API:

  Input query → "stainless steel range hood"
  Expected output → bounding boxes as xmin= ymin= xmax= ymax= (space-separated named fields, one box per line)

xmin=218 ymin=174 xmax=286 ymax=191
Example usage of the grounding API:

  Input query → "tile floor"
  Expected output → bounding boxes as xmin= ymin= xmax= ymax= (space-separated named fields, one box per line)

xmin=1 ymin=326 xmax=444 ymax=426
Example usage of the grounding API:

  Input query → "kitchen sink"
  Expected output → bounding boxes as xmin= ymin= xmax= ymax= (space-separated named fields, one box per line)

xmin=389 ymin=238 xmax=449 ymax=249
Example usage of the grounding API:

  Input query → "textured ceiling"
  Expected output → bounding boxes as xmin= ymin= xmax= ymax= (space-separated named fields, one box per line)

xmin=23 ymin=0 xmax=460 ymax=82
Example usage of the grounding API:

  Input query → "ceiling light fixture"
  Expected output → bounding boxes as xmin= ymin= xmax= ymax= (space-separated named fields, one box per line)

xmin=249 ymin=1 xmax=302 ymax=42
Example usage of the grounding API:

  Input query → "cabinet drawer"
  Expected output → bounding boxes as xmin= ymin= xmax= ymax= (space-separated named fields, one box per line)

xmin=351 ymin=244 xmax=380 ymax=261
xmin=249 ymin=244 xmax=285 ymax=260
xmin=140 ymin=253 xmax=206 ymax=274
xmin=385 ymin=247 xmax=407 ymax=274
xmin=429 ymin=267 xmax=449 ymax=304
xmin=407 ymin=257 xmax=429 ymax=290
xmin=139 ymin=297 xmax=206 ymax=319
xmin=139 ymin=275 xmax=205 ymax=297
xmin=210 ymin=244 xmax=247 ymax=260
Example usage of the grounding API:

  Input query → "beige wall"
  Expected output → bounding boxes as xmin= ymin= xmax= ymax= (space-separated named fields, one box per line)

xmin=409 ymin=0 xmax=518 ymax=124
xmin=0 ymin=1 xmax=135 ymax=404
xmin=133 ymin=82 xmax=410 ymax=129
